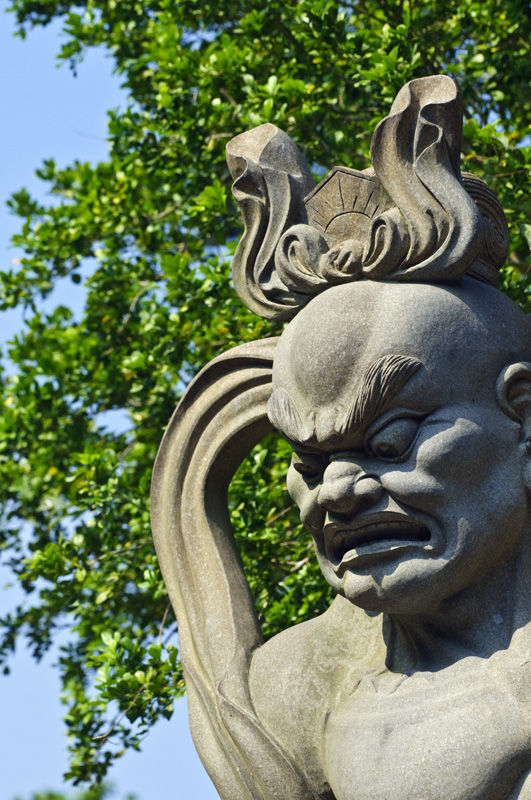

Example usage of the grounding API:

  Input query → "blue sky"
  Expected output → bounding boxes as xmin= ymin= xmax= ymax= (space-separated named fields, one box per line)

xmin=0 ymin=9 xmax=217 ymax=799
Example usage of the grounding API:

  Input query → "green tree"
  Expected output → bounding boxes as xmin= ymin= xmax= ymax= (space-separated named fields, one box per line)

xmin=14 ymin=786 xmax=135 ymax=800
xmin=3 ymin=0 xmax=531 ymax=787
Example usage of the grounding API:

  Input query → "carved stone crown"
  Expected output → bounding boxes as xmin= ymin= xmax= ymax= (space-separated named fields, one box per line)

xmin=226 ymin=75 xmax=509 ymax=321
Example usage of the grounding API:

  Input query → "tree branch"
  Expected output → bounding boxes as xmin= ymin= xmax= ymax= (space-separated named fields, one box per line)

xmin=93 ymin=674 xmax=151 ymax=746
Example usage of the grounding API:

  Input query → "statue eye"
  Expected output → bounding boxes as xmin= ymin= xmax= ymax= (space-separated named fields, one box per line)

xmin=292 ymin=453 xmax=324 ymax=483
xmin=368 ymin=417 xmax=421 ymax=460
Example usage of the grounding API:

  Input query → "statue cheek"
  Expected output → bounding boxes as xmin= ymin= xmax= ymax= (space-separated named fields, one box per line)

xmin=382 ymin=469 xmax=442 ymax=508
xmin=423 ymin=420 xmax=513 ymax=493
xmin=287 ymin=467 xmax=324 ymax=535
xmin=381 ymin=421 xmax=484 ymax=500
xmin=380 ymin=453 xmax=445 ymax=507
xmin=286 ymin=465 xmax=304 ymax=503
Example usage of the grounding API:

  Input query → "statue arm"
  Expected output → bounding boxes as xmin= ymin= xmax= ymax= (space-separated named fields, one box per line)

xmin=150 ymin=338 xmax=319 ymax=800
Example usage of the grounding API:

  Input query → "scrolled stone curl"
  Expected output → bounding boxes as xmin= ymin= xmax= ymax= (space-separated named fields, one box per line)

xmin=227 ymin=76 xmax=510 ymax=321
xmin=462 ymin=172 xmax=509 ymax=283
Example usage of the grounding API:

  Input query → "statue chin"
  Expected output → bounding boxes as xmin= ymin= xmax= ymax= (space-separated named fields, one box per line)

xmin=151 ymin=76 xmax=531 ymax=800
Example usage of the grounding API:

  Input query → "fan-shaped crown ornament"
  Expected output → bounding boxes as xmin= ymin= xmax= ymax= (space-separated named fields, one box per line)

xmin=226 ymin=75 xmax=509 ymax=321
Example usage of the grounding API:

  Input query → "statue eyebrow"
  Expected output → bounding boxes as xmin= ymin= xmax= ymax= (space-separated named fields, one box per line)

xmin=267 ymin=354 xmax=422 ymax=447
xmin=267 ymin=387 xmax=310 ymax=445
xmin=336 ymin=354 xmax=423 ymax=437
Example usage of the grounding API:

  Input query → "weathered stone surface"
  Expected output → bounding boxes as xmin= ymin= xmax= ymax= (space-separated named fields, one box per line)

xmin=151 ymin=75 xmax=530 ymax=800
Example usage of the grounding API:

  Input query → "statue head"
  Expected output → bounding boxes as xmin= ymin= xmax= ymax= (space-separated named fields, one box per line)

xmin=268 ymin=278 xmax=531 ymax=613
xmin=225 ymin=74 xmax=531 ymax=615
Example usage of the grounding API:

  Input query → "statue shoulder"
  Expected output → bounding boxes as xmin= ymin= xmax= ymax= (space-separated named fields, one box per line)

xmin=249 ymin=596 xmax=385 ymax=796
xmin=250 ymin=595 xmax=386 ymax=700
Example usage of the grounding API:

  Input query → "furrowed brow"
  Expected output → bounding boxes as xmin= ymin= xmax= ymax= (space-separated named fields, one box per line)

xmin=267 ymin=387 xmax=313 ymax=445
xmin=337 ymin=354 xmax=422 ymax=437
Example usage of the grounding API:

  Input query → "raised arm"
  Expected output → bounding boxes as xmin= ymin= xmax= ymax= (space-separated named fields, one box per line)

xmin=150 ymin=337 xmax=317 ymax=800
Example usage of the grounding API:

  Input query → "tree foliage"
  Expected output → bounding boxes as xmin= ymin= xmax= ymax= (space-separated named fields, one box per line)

xmin=3 ymin=0 xmax=531 ymax=787
xmin=14 ymin=785 xmax=134 ymax=800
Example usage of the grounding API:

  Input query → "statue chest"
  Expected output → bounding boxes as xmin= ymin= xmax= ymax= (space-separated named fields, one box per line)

xmin=323 ymin=661 xmax=531 ymax=800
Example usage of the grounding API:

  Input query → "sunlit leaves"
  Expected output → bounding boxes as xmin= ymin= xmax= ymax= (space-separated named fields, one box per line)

xmin=4 ymin=0 xmax=531 ymax=787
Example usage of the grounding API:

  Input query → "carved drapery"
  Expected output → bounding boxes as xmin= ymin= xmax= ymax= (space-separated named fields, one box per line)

xmin=151 ymin=338 xmax=320 ymax=799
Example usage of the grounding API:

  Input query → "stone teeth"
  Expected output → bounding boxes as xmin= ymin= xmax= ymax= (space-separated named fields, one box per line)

xmin=337 ymin=521 xmax=413 ymax=535
xmin=334 ymin=521 xmax=428 ymax=553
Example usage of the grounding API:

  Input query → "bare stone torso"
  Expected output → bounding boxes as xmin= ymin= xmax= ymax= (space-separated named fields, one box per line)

xmin=250 ymin=603 xmax=531 ymax=800
xmin=324 ymin=650 xmax=531 ymax=800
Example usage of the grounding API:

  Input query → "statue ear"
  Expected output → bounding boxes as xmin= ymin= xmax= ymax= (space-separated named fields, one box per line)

xmin=496 ymin=363 xmax=531 ymax=430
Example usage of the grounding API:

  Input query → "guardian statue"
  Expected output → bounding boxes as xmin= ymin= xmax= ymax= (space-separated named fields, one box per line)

xmin=151 ymin=76 xmax=531 ymax=800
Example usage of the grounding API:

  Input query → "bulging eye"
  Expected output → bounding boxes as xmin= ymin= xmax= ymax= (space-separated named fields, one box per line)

xmin=368 ymin=417 xmax=421 ymax=460
xmin=291 ymin=452 xmax=324 ymax=483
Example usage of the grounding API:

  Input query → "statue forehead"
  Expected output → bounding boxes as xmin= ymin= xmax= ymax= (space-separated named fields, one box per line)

xmin=272 ymin=278 xmax=530 ymax=413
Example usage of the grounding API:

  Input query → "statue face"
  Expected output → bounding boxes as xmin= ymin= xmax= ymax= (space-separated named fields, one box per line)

xmin=270 ymin=280 xmax=531 ymax=613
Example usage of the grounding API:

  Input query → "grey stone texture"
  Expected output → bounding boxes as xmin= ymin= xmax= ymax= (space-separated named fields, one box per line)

xmin=151 ymin=76 xmax=531 ymax=799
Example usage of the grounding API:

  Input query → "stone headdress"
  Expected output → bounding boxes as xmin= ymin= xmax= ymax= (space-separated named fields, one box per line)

xmin=227 ymin=74 xmax=508 ymax=321
xmin=150 ymin=76 xmax=509 ymax=800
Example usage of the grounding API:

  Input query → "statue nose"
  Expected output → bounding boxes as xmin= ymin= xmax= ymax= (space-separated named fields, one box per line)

xmin=318 ymin=465 xmax=383 ymax=517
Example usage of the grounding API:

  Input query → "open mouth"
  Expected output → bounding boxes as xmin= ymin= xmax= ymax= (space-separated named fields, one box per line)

xmin=325 ymin=517 xmax=431 ymax=569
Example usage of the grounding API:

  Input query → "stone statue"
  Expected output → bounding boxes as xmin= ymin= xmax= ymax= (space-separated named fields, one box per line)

xmin=150 ymin=75 xmax=531 ymax=799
